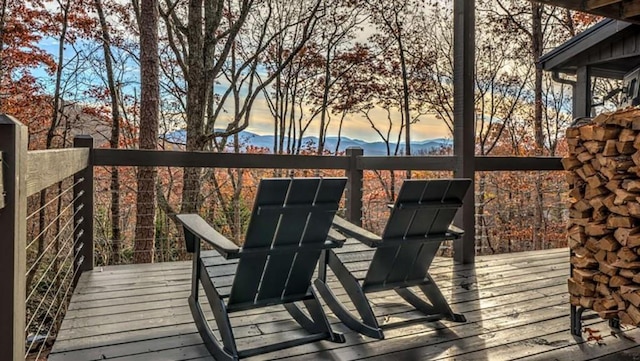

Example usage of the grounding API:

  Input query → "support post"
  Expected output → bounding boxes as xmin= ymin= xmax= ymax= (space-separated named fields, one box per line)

xmin=345 ymin=147 xmax=363 ymax=226
xmin=575 ymin=66 xmax=592 ymax=118
xmin=0 ymin=152 xmax=4 ymax=210
xmin=73 ymin=136 xmax=94 ymax=285
xmin=0 ymin=114 xmax=27 ymax=361
xmin=453 ymin=0 xmax=476 ymax=264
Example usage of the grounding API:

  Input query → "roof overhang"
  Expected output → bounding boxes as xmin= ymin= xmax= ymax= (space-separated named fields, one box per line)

xmin=534 ymin=0 xmax=640 ymax=24
xmin=540 ymin=18 xmax=640 ymax=79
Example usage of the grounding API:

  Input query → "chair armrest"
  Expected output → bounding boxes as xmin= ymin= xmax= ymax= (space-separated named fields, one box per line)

xmin=327 ymin=228 xmax=347 ymax=245
xmin=332 ymin=216 xmax=382 ymax=248
xmin=176 ymin=214 xmax=240 ymax=259
xmin=448 ymin=224 xmax=464 ymax=236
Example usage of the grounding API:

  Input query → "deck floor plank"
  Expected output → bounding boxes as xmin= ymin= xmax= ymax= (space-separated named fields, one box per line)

xmin=48 ymin=247 xmax=637 ymax=361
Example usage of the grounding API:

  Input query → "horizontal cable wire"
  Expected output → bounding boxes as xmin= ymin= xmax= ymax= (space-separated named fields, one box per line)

xmin=26 ymin=248 xmax=80 ymax=357
xmin=25 ymin=207 xmax=82 ymax=277
xmin=24 ymin=233 xmax=77 ymax=337
xmin=26 ymin=178 xmax=84 ymax=221
xmin=25 ymin=192 xmax=83 ymax=251
xmin=24 ymin=230 xmax=77 ymax=332
xmin=25 ymin=227 xmax=80 ymax=307
xmin=32 ymin=261 xmax=79 ymax=361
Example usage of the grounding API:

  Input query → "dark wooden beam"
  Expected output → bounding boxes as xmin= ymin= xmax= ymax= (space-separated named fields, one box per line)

xmin=534 ymin=0 xmax=640 ymax=23
xmin=73 ymin=136 xmax=94 ymax=284
xmin=357 ymin=156 xmax=456 ymax=171
xmin=575 ymin=66 xmax=592 ymax=118
xmin=453 ymin=0 xmax=476 ymax=265
xmin=0 ymin=114 xmax=27 ymax=361
xmin=624 ymin=1 xmax=640 ymax=18
xmin=475 ymin=157 xmax=563 ymax=171
xmin=0 ymin=152 xmax=4 ymax=210
xmin=586 ymin=0 xmax=622 ymax=10
xmin=345 ymin=147 xmax=363 ymax=226
xmin=93 ymin=149 xmax=351 ymax=170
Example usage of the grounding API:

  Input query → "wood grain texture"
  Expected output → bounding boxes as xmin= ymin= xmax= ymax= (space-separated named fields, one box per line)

xmin=26 ymin=148 xmax=90 ymax=196
xmin=47 ymin=248 xmax=640 ymax=361
xmin=0 ymin=115 xmax=28 ymax=361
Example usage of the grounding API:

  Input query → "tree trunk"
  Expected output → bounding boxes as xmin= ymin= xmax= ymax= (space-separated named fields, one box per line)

xmin=318 ymin=46 xmax=332 ymax=156
xmin=95 ymin=0 xmax=121 ymax=264
xmin=531 ymin=2 xmax=544 ymax=249
xmin=181 ymin=0 xmax=207 ymax=214
xmin=397 ymin=30 xmax=411 ymax=179
xmin=134 ymin=0 xmax=159 ymax=263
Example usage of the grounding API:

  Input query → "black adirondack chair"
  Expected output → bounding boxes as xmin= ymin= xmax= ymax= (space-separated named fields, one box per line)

xmin=177 ymin=177 xmax=347 ymax=360
xmin=315 ymin=178 xmax=471 ymax=339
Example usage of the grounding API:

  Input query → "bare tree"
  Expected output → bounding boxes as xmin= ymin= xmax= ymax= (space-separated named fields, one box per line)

xmin=158 ymin=0 xmax=324 ymax=213
xmin=95 ymin=0 xmax=123 ymax=264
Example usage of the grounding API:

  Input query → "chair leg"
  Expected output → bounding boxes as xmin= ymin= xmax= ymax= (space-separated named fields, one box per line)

xmin=314 ymin=250 xmax=384 ymax=339
xmin=284 ymin=288 xmax=345 ymax=343
xmin=194 ymin=261 xmax=240 ymax=361
xmin=405 ymin=276 xmax=465 ymax=323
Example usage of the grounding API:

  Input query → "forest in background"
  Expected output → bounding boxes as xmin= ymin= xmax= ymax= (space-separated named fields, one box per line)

xmin=1 ymin=0 xmax=622 ymax=268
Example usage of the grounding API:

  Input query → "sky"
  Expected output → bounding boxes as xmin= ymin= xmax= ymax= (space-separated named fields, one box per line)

xmin=32 ymin=2 xmax=455 ymax=144
xmin=232 ymin=97 xmax=452 ymax=142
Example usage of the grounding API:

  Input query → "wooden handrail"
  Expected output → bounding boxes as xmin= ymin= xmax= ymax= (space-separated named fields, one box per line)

xmin=26 ymin=148 xmax=91 ymax=196
xmin=91 ymin=148 xmax=563 ymax=172
xmin=93 ymin=148 xmax=351 ymax=169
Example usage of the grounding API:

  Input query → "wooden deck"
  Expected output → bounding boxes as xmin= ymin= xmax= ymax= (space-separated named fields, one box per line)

xmin=49 ymin=242 xmax=640 ymax=361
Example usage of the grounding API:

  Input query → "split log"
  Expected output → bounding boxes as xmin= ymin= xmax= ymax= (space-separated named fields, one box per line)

xmin=600 ymin=235 xmax=621 ymax=251
xmin=604 ymin=140 xmax=620 ymax=156
xmin=568 ymin=278 xmax=596 ymax=297
xmin=567 ymin=109 xmax=640 ymax=326
xmin=573 ymin=268 xmax=598 ymax=283
xmin=618 ymin=247 xmax=639 ymax=262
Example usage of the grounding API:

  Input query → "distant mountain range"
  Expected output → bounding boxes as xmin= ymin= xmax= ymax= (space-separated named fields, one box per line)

xmin=164 ymin=130 xmax=452 ymax=156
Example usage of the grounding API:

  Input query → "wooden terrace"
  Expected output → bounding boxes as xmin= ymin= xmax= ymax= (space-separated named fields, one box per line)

xmin=48 ymin=246 xmax=640 ymax=361
xmin=4 ymin=113 xmax=640 ymax=360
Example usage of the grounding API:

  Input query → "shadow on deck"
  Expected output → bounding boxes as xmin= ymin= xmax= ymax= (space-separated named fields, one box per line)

xmin=48 ymin=244 xmax=640 ymax=361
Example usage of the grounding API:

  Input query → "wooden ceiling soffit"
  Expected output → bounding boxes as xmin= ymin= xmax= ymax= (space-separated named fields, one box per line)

xmin=534 ymin=0 xmax=640 ymax=23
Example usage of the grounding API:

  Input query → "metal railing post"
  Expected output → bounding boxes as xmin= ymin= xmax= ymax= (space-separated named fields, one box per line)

xmin=0 ymin=114 xmax=27 ymax=361
xmin=345 ymin=147 xmax=363 ymax=226
xmin=73 ymin=135 xmax=94 ymax=285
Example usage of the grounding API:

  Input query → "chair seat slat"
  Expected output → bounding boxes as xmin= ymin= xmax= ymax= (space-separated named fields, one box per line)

xmin=257 ymin=202 xmax=338 ymax=215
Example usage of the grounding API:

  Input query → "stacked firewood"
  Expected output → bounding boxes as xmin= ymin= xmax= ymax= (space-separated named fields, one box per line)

xmin=564 ymin=108 xmax=640 ymax=326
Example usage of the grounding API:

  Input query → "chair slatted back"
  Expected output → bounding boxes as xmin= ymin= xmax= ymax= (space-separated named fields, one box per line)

xmin=228 ymin=177 xmax=346 ymax=309
xmin=362 ymin=179 xmax=471 ymax=291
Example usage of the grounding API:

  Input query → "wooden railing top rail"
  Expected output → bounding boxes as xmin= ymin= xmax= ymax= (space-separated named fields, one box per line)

xmin=93 ymin=149 xmax=351 ymax=169
xmin=26 ymin=148 xmax=91 ymax=196
xmin=91 ymin=148 xmax=564 ymax=172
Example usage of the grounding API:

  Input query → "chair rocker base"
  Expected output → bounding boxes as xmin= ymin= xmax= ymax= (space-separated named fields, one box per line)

xmin=316 ymin=249 xmax=465 ymax=340
xmin=394 ymin=287 xmax=466 ymax=323
xmin=315 ymin=277 xmax=385 ymax=339
xmin=191 ymin=286 xmax=344 ymax=361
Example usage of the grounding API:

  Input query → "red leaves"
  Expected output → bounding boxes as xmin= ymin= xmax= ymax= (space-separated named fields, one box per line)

xmin=583 ymin=327 xmax=606 ymax=345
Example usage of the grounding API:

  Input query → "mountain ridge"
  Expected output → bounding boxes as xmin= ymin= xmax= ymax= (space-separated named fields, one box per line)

xmin=164 ymin=130 xmax=452 ymax=156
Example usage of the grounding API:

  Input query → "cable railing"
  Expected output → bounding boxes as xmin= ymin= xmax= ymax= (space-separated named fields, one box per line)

xmin=22 ymin=175 xmax=90 ymax=360
xmin=24 ymin=179 xmax=85 ymax=358
xmin=93 ymin=166 xmax=350 ymax=265
xmin=0 ymin=114 xmax=566 ymax=361
xmin=0 ymin=115 xmax=93 ymax=361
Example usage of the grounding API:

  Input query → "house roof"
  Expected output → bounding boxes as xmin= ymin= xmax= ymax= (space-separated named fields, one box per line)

xmin=540 ymin=18 xmax=640 ymax=79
